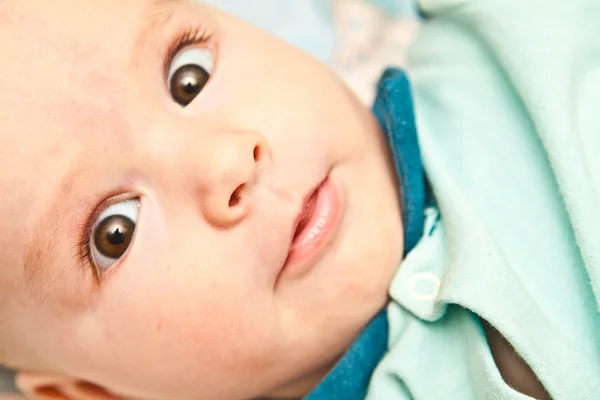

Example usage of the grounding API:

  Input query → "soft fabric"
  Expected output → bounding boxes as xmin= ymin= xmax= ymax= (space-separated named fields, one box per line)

xmin=366 ymin=0 xmax=600 ymax=399
xmin=306 ymin=68 xmax=426 ymax=400
xmin=329 ymin=0 xmax=420 ymax=104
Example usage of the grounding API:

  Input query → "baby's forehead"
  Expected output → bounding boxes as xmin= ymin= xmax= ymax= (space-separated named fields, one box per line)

xmin=0 ymin=0 xmax=175 ymax=138
xmin=0 ymin=0 xmax=189 ymax=83
xmin=1 ymin=0 xmax=147 ymax=77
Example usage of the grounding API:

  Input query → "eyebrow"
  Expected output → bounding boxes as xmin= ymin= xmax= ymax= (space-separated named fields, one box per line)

xmin=23 ymin=164 xmax=87 ymax=293
xmin=135 ymin=0 xmax=179 ymax=55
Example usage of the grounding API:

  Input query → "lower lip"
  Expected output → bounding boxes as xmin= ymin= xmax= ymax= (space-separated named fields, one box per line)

xmin=281 ymin=177 xmax=342 ymax=278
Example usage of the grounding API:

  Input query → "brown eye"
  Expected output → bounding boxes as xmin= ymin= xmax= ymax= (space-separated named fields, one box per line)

xmin=169 ymin=64 xmax=210 ymax=106
xmin=91 ymin=199 xmax=140 ymax=273
xmin=167 ymin=47 xmax=214 ymax=107
xmin=94 ymin=215 xmax=135 ymax=259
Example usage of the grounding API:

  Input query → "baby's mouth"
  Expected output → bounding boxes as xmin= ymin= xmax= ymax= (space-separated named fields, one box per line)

xmin=277 ymin=176 xmax=342 ymax=280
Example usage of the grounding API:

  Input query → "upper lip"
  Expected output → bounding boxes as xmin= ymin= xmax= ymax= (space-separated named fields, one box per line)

xmin=288 ymin=182 xmax=321 ymax=246
xmin=290 ymin=186 xmax=319 ymax=247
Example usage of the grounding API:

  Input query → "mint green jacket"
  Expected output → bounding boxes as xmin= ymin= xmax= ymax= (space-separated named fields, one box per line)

xmin=367 ymin=1 xmax=600 ymax=398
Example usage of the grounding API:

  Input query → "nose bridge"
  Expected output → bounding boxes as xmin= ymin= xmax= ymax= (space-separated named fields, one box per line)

xmin=203 ymin=129 xmax=262 ymax=190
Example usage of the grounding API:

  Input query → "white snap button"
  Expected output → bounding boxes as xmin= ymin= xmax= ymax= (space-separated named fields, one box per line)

xmin=424 ymin=207 xmax=438 ymax=218
xmin=408 ymin=272 xmax=441 ymax=302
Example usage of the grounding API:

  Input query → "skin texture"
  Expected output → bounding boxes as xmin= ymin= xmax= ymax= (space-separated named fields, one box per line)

xmin=0 ymin=0 xmax=404 ymax=399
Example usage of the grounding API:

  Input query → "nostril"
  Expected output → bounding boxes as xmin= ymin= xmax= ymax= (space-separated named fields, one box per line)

xmin=253 ymin=145 xmax=261 ymax=162
xmin=35 ymin=386 xmax=69 ymax=400
xmin=75 ymin=381 xmax=120 ymax=399
xmin=229 ymin=184 xmax=245 ymax=207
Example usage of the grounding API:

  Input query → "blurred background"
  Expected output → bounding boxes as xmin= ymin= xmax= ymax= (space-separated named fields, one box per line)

xmin=0 ymin=368 xmax=15 ymax=393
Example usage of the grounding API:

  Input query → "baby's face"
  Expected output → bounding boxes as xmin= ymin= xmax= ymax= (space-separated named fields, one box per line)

xmin=0 ymin=0 xmax=403 ymax=398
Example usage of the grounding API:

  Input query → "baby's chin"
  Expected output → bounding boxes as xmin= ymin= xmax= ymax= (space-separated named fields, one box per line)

xmin=261 ymin=363 xmax=338 ymax=398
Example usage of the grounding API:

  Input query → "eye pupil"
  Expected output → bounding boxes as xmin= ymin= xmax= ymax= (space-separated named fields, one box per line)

xmin=94 ymin=215 xmax=135 ymax=259
xmin=170 ymin=64 xmax=210 ymax=106
xmin=107 ymin=228 xmax=125 ymax=246
xmin=184 ymin=82 xmax=195 ymax=93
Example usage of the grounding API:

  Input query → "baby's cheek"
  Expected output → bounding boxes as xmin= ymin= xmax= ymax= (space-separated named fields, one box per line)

xmin=80 ymin=203 xmax=281 ymax=396
xmin=91 ymin=254 xmax=280 ymax=396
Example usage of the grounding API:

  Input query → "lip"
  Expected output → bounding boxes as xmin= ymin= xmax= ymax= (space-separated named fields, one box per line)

xmin=278 ymin=176 xmax=342 ymax=281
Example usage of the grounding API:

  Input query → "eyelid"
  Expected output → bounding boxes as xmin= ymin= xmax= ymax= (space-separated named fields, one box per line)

xmin=163 ymin=26 xmax=214 ymax=83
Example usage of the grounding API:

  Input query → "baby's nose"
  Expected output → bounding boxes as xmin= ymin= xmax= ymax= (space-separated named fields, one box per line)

xmin=200 ymin=130 xmax=269 ymax=227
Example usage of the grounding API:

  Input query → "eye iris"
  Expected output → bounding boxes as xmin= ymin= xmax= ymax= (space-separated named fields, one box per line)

xmin=170 ymin=64 xmax=210 ymax=106
xmin=94 ymin=215 xmax=135 ymax=259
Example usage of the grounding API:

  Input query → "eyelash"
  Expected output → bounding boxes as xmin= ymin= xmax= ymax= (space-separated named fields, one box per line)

xmin=76 ymin=200 xmax=111 ymax=272
xmin=164 ymin=26 xmax=213 ymax=80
